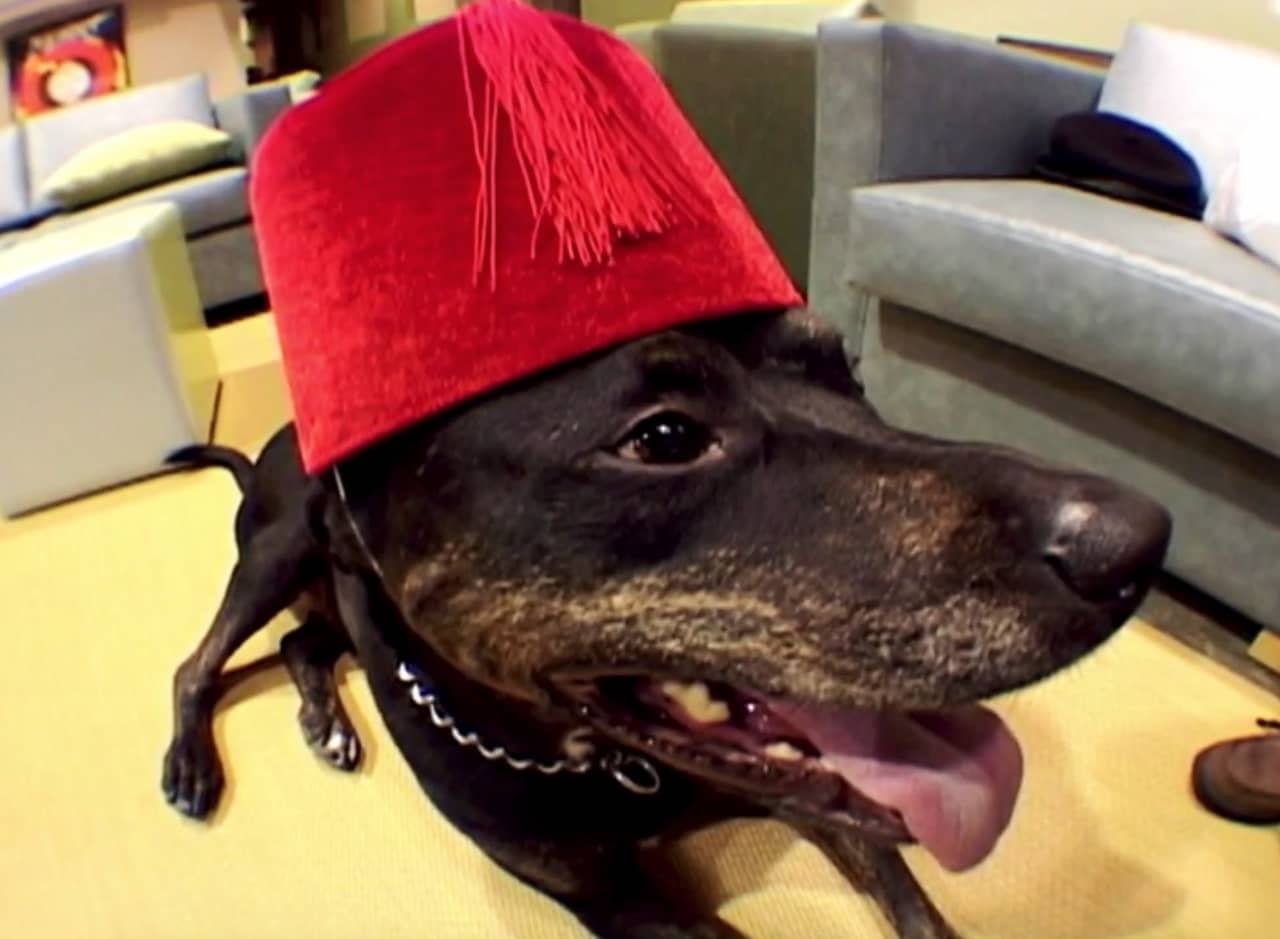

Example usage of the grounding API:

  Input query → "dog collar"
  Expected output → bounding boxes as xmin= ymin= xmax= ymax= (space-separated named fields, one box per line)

xmin=395 ymin=662 xmax=662 ymax=796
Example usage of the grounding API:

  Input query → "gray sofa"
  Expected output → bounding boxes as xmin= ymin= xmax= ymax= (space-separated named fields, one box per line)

xmin=809 ymin=21 xmax=1280 ymax=633
xmin=648 ymin=21 xmax=817 ymax=288
xmin=0 ymin=73 xmax=290 ymax=313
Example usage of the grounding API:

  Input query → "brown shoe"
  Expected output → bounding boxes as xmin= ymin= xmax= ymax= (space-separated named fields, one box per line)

xmin=1192 ymin=719 xmax=1280 ymax=824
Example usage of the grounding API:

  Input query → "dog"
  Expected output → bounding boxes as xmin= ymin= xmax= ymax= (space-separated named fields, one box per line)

xmin=163 ymin=308 xmax=1170 ymax=939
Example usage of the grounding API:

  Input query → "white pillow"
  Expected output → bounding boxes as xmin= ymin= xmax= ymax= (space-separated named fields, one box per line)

xmin=1098 ymin=22 xmax=1280 ymax=207
xmin=1205 ymin=119 xmax=1280 ymax=268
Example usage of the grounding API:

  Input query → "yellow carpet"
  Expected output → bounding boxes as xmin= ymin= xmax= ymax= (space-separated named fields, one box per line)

xmin=2 ymin=317 xmax=1276 ymax=939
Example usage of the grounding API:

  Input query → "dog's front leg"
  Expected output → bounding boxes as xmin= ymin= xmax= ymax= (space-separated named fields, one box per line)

xmin=803 ymin=827 xmax=960 ymax=939
xmin=562 ymin=865 xmax=747 ymax=939
xmin=481 ymin=838 xmax=744 ymax=939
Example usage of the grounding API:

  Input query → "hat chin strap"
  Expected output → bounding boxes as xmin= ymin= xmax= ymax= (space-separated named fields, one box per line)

xmin=331 ymin=464 xmax=387 ymax=584
xmin=328 ymin=465 xmax=661 ymax=797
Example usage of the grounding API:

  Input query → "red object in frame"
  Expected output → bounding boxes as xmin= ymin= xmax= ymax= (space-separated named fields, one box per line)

xmin=251 ymin=0 xmax=802 ymax=474
xmin=15 ymin=36 xmax=126 ymax=117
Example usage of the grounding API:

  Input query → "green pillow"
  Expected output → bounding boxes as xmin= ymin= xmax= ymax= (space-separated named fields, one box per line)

xmin=40 ymin=121 xmax=232 ymax=209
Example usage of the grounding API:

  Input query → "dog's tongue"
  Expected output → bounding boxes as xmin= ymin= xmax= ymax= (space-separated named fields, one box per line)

xmin=771 ymin=702 xmax=1023 ymax=872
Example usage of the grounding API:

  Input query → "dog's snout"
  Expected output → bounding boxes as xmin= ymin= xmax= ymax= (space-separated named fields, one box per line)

xmin=1039 ymin=484 xmax=1172 ymax=604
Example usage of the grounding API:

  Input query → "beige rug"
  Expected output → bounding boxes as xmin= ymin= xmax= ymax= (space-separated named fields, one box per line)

xmin=1 ymin=316 xmax=1275 ymax=938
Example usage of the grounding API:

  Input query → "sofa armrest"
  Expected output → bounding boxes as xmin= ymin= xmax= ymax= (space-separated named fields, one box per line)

xmin=656 ymin=22 xmax=816 ymax=288
xmin=581 ymin=0 xmax=678 ymax=29
xmin=215 ymin=84 xmax=293 ymax=163
xmin=808 ymin=21 xmax=1104 ymax=341
xmin=617 ymin=21 xmax=663 ymax=64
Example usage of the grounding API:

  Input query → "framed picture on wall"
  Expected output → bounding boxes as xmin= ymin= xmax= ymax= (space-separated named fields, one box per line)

xmin=7 ymin=6 xmax=129 ymax=119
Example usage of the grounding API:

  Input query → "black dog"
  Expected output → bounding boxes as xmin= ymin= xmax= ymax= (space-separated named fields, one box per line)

xmin=163 ymin=309 xmax=1170 ymax=939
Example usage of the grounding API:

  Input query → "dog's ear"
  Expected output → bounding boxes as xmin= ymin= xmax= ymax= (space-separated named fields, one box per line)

xmin=318 ymin=472 xmax=375 ymax=575
xmin=318 ymin=422 xmax=447 ymax=581
xmin=318 ymin=442 xmax=412 ymax=578
xmin=736 ymin=309 xmax=864 ymax=397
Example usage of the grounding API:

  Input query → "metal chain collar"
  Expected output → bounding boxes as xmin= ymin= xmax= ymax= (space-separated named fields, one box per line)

xmin=395 ymin=662 xmax=662 ymax=796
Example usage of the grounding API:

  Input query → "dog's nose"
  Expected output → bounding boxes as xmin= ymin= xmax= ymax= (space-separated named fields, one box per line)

xmin=1040 ymin=482 xmax=1172 ymax=604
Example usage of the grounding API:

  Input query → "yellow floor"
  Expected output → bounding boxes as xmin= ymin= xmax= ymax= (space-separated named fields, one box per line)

xmin=2 ymin=316 xmax=1276 ymax=939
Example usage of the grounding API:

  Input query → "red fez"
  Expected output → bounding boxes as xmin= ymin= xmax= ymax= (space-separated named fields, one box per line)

xmin=251 ymin=0 xmax=801 ymax=473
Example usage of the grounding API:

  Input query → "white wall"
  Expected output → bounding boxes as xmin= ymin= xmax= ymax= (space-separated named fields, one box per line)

xmin=125 ymin=0 xmax=243 ymax=98
xmin=885 ymin=0 xmax=1280 ymax=51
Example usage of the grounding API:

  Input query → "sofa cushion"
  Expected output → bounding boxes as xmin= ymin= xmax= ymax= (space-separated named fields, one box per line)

xmin=0 ymin=227 xmax=29 ymax=251
xmin=846 ymin=178 xmax=1280 ymax=459
xmin=23 ymin=73 xmax=214 ymax=202
xmin=34 ymin=167 xmax=248 ymax=238
xmin=38 ymin=121 xmax=232 ymax=209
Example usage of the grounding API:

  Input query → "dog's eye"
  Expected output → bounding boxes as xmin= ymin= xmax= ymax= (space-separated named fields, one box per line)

xmin=616 ymin=411 xmax=716 ymax=465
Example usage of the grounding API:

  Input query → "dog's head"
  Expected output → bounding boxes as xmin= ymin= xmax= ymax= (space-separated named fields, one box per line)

xmin=331 ymin=309 xmax=1170 ymax=871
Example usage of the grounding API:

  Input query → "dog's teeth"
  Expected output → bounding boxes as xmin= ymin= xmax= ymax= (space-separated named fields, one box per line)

xmin=561 ymin=727 xmax=596 ymax=762
xmin=763 ymin=741 xmax=804 ymax=762
xmin=660 ymin=681 xmax=729 ymax=724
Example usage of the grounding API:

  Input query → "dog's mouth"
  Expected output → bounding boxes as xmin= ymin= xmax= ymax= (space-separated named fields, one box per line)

xmin=553 ymin=674 xmax=1024 ymax=872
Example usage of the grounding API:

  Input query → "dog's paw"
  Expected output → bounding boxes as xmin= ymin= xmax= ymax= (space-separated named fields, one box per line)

xmin=300 ymin=707 xmax=362 ymax=772
xmin=161 ymin=733 xmax=224 ymax=820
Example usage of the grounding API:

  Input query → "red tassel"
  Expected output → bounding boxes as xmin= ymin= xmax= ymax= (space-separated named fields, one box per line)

xmin=458 ymin=0 xmax=703 ymax=285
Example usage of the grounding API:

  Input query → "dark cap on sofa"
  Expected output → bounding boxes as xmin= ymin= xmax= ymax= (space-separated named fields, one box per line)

xmin=1035 ymin=111 xmax=1205 ymax=218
